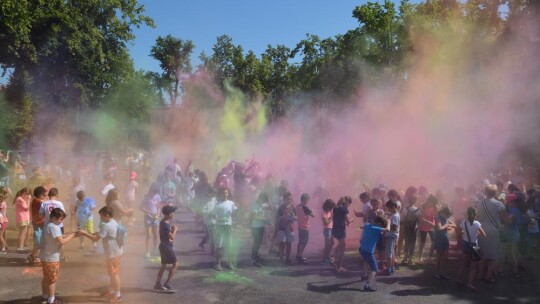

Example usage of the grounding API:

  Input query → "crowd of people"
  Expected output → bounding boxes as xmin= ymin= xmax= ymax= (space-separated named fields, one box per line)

xmin=0 ymin=149 xmax=539 ymax=303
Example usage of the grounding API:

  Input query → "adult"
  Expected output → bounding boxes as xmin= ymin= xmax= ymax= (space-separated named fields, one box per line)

xmin=476 ymin=184 xmax=506 ymax=282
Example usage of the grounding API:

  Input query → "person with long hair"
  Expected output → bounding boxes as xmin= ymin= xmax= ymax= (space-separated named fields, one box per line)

xmin=456 ymin=207 xmax=485 ymax=291
xmin=401 ymin=186 xmax=420 ymax=266
xmin=0 ymin=186 xmax=9 ymax=254
xmin=105 ymin=188 xmax=133 ymax=223
xmin=14 ymin=187 xmax=31 ymax=252
xmin=321 ymin=199 xmax=336 ymax=265
xmin=418 ymin=195 xmax=438 ymax=264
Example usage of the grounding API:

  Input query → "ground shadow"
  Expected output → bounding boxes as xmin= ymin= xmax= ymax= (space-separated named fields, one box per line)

xmin=306 ymin=279 xmax=364 ymax=294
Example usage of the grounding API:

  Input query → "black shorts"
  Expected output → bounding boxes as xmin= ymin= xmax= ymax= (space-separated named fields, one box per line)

xmin=159 ymin=243 xmax=177 ymax=265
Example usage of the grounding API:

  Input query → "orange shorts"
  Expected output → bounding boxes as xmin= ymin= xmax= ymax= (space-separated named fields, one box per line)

xmin=106 ymin=256 xmax=122 ymax=276
xmin=42 ymin=262 xmax=60 ymax=284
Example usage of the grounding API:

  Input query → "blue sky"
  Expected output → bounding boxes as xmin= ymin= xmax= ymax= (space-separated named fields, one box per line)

xmin=129 ymin=0 xmax=365 ymax=73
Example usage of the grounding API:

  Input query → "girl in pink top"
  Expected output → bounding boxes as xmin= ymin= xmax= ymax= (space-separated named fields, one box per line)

xmin=321 ymin=199 xmax=336 ymax=264
xmin=418 ymin=195 xmax=438 ymax=263
xmin=0 ymin=186 xmax=9 ymax=253
xmin=13 ymin=187 xmax=31 ymax=252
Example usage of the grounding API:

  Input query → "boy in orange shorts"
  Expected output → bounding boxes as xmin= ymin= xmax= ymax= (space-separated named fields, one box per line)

xmin=40 ymin=208 xmax=78 ymax=304
xmin=79 ymin=206 xmax=124 ymax=303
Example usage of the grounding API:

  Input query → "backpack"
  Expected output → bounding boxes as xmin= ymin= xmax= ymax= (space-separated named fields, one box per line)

xmin=115 ymin=223 xmax=128 ymax=248
xmin=403 ymin=207 xmax=420 ymax=228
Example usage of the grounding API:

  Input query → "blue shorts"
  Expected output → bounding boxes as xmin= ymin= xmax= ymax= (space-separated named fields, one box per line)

xmin=277 ymin=230 xmax=294 ymax=243
xmin=33 ymin=225 xmax=43 ymax=249
xmin=385 ymin=236 xmax=397 ymax=258
xmin=360 ymin=249 xmax=379 ymax=272
xmin=434 ymin=237 xmax=449 ymax=251
xmin=159 ymin=243 xmax=177 ymax=265
xmin=298 ymin=229 xmax=309 ymax=246
xmin=144 ymin=214 xmax=159 ymax=228
xmin=323 ymin=228 xmax=332 ymax=239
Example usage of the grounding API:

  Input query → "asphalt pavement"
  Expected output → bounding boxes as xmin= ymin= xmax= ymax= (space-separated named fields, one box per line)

xmin=1 ymin=206 xmax=539 ymax=304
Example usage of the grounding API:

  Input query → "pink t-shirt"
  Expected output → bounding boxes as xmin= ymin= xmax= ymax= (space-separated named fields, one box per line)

xmin=419 ymin=205 xmax=436 ymax=232
xmin=296 ymin=204 xmax=310 ymax=230
xmin=15 ymin=196 xmax=30 ymax=224
xmin=322 ymin=211 xmax=333 ymax=229
xmin=0 ymin=200 xmax=8 ymax=223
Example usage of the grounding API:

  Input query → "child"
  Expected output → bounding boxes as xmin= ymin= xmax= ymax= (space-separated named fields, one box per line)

xmin=14 ymin=187 xmax=31 ymax=252
xmin=295 ymin=193 xmax=314 ymax=263
xmin=154 ymin=205 xmax=178 ymax=292
xmin=332 ymin=196 xmax=353 ymax=272
xmin=321 ymin=199 xmax=335 ymax=265
xmin=250 ymin=192 xmax=270 ymax=267
xmin=75 ymin=191 xmax=97 ymax=252
xmin=78 ymin=206 xmax=125 ymax=303
xmin=277 ymin=192 xmax=296 ymax=265
xmin=211 ymin=187 xmax=238 ymax=270
xmin=456 ymin=207 xmax=485 ymax=291
xmin=418 ymin=195 xmax=438 ymax=264
xmin=140 ymin=186 xmax=161 ymax=258
xmin=359 ymin=216 xmax=389 ymax=292
xmin=434 ymin=206 xmax=455 ymax=280
xmin=40 ymin=208 xmax=77 ymax=304
xmin=401 ymin=186 xmax=420 ymax=266
xmin=371 ymin=199 xmax=386 ymax=270
xmin=384 ymin=197 xmax=400 ymax=275
xmin=354 ymin=192 xmax=372 ymax=225
xmin=28 ymin=186 xmax=47 ymax=263
xmin=0 ymin=186 xmax=9 ymax=254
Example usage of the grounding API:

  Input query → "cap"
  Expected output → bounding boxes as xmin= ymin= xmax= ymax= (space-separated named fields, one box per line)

xmin=162 ymin=205 xmax=177 ymax=216
xmin=130 ymin=171 xmax=138 ymax=180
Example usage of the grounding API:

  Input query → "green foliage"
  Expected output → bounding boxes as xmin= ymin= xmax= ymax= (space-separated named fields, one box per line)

xmin=150 ymin=35 xmax=194 ymax=107
xmin=0 ymin=71 xmax=33 ymax=149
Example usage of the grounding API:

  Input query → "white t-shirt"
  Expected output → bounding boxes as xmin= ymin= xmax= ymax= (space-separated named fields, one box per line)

xmin=40 ymin=199 xmax=66 ymax=228
xmin=98 ymin=219 xmax=123 ymax=259
xmin=40 ymin=222 xmax=63 ymax=262
xmin=124 ymin=180 xmax=138 ymax=202
xmin=460 ymin=220 xmax=482 ymax=243
xmin=385 ymin=213 xmax=400 ymax=238
xmin=212 ymin=200 xmax=237 ymax=226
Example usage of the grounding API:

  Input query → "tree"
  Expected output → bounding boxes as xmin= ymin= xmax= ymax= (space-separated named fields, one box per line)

xmin=0 ymin=0 xmax=154 ymax=143
xmin=150 ymin=35 xmax=194 ymax=108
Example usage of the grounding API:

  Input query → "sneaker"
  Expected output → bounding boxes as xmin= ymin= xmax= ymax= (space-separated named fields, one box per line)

xmin=40 ymin=297 xmax=48 ymax=304
xmin=440 ymin=274 xmax=450 ymax=280
xmin=154 ymin=283 xmax=165 ymax=292
xmin=101 ymin=290 xmax=114 ymax=299
xmin=78 ymin=246 xmax=84 ymax=252
xmin=434 ymin=274 xmax=442 ymax=280
xmin=51 ymin=298 xmax=64 ymax=304
xmin=163 ymin=283 xmax=176 ymax=292
xmin=364 ymin=285 xmax=377 ymax=292
xmin=145 ymin=252 xmax=151 ymax=258
xmin=253 ymin=260 xmax=262 ymax=267
xmin=296 ymin=256 xmax=307 ymax=264
xmin=198 ymin=242 xmax=205 ymax=250
xmin=109 ymin=296 xmax=123 ymax=303
xmin=0 ymin=248 xmax=6 ymax=254
xmin=215 ymin=263 xmax=223 ymax=271
xmin=226 ymin=262 xmax=235 ymax=270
